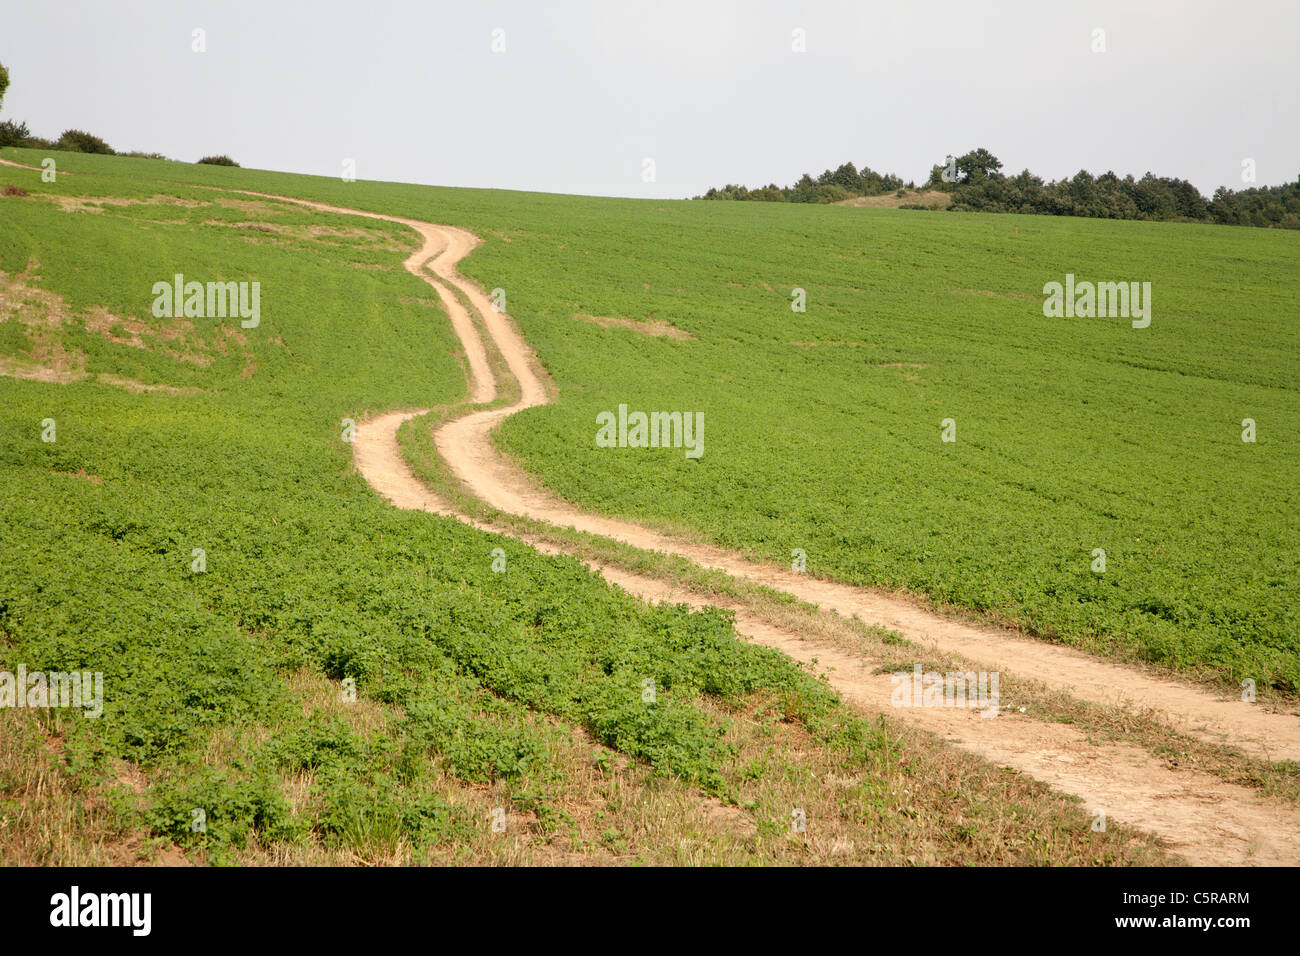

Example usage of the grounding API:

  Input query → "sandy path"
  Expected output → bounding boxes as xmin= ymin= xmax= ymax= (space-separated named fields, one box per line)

xmin=0 ymin=157 xmax=60 ymax=173
xmin=225 ymin=188 xmax=1300 ymax=864
xmin=358 ymin=409 xmax=1300 ymax=866
xmin=418 ymin=219 xmax=1300 ymax=767
xmin=437 ymin=394 xmax=1300 ymax=764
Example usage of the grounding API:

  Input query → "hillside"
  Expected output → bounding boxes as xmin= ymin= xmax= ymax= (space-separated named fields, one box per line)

xmin=2 ymin=147 xmax=1298 ymax=867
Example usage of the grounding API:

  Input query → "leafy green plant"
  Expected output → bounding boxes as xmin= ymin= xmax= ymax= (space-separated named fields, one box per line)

xmin=56 ymin=129 xmax=114 ymax=154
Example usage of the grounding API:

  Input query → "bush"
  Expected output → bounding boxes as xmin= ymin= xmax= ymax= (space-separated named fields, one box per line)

xmin=198 ymin=155 xmax=239 ymax=167
xmin=0 ymin=119 xmax=29 ymax=148
xmin=57 ymin=129 xmax=114 ymax=154
xmin=809 ymin=183 xmax=851 ymax=204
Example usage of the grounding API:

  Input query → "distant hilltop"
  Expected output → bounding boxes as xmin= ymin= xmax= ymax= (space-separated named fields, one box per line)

xmin=696 ymin=148 xmax=1300 ymax=229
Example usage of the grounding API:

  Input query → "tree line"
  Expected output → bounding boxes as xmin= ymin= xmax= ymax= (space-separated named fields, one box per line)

xmin=698 ymin=162 xmax=909 ymax=204
xmin=697 ymin=148 xmax=1300 ymax=229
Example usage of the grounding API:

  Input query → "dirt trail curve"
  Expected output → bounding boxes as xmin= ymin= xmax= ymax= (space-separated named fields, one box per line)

xmin=86 ymin=174 xmax=1300 ymax=865
xmin=0 ymin=157 xmax=57 ymax=173
xmin=0 ymin=156 xmax=77 ymax=179
xmin=417 ymin=202 xmax=1300 ymax=768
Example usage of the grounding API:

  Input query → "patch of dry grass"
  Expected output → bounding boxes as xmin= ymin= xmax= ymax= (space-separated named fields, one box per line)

xmin=0 ymin=711 xmax=187 ymax=866
xmin=573 ymin=314 xmax=694 ymax=340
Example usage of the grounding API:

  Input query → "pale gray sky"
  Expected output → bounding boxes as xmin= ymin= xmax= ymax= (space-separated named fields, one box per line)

xmin=4 ymin=1 xmax=1297 ymax=197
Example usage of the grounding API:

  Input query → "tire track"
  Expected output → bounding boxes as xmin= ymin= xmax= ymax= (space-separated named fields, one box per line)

xmin=232 ymin=188 xmax=1300 ymax=864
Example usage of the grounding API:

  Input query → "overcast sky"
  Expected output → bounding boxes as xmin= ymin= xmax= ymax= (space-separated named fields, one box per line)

xmin=4 ymin=1 xmax=1297 ymax=198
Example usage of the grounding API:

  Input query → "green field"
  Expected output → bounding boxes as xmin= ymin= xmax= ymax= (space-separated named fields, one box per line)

xmin=36 ymin=148 xmax=1289 ymax=693
xmin=0 ymin=150 xmax=860 ymax=861
xmin=49 ymin=149 xmax=1290 ymax=693
xmin=476 ymin=196 xmax=1300 ymax=694
xmin=0 ymin=145 xmax=1293 ymax=863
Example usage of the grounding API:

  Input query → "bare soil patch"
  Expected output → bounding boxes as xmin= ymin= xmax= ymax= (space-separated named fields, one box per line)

xmin=574 ymin=313 xmax=694 ymax=339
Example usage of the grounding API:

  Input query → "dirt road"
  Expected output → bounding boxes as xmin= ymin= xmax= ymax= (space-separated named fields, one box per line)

xmin=238 ymin=187 xmax=1300 ymax=865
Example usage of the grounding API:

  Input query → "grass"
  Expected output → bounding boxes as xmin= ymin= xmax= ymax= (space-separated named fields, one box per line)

xmin=10 ymin=146 xmax=1290 ymax=693
xmin=474 ymin=199 xmax=1300 ymax=695
xmin=397 ymin=400 xmax=1300 ymax=806
xmin=0 ymin=147 xmax=1174 ymax=864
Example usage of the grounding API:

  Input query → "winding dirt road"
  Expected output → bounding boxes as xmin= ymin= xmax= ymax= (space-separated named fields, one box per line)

xmin=148 ymin=181 xmax=1300 ymax=865
xmin=9 ymin=150 xmax=1296 ymax=862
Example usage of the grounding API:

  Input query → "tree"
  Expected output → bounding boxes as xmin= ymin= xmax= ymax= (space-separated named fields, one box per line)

xmin=955 ymin=148 xmax=1003 ymax=183
xmin=859 ymin=164 xmax=903 ymax=195
xmin=0 ymin=119 xmax=29 ymax=148
xmin=0 ymin=61 xmax=8 ymax=113
xmin=57 ymin=129 xmax=114 ymax=154
xmin=790 ymin=173 xmax=817 ymax=203
xmin=827 ymin=162 xmax=861 ymax=192
xmin=1167 ymin=177 xmax=1208 ymax=220
xmin=926 ymin=163 xmax=952 ymax=189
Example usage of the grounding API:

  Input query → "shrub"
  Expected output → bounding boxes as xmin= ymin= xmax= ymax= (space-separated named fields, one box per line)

xmin=809 ymin=183 xmax=850 ymax=204
xmin=198 ymin=155 xmax=239 ymax=167
xmin=57 ymin=129 xmax=114 ymax=154
xmin=0 ymin=119 xmax=29 ymax=148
